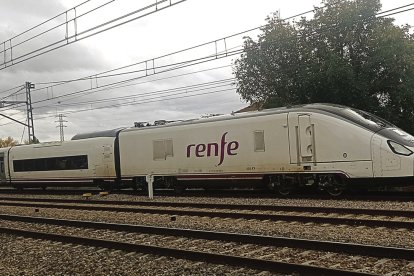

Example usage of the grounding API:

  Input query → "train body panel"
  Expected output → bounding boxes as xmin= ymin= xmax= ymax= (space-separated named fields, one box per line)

xmin=371 ymin=132 xmax=414 ymax=178
xmin=118 ymin=105 xmax=410 ymax=187
xmin=0 ymin=147 xmax=10 ymax=185
xmin=287 ymin=111 xmax=374 ymax=177
xmin=2 ymin=103 xmax=413 ymax=194
xmin=120 ymin=113 xmax=296 ymax=178
xmin=4 ymin=137 xmax=117 ymax=187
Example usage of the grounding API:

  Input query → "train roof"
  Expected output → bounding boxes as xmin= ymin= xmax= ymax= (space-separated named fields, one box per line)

xmin=121 ymin=103 xmax=393 ymax=133
xmin=67 ymin=103 xmax=412 ymax=147
xmin=119 ymin=103 xmax=414 ymax=146
xmin=71 ymin=128 xmax=125 ymax=140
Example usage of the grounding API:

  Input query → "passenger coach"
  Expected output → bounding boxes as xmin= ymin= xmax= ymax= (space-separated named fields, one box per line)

xmin=0 ymin=130 xmax=119 ymax=189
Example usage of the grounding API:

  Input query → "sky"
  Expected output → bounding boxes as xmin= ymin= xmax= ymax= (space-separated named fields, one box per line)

xmin=0 ymin=0 xmax=413 ymax=142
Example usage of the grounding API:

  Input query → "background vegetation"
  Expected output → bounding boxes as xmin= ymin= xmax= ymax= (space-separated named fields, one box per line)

xmin=234 ymin=0 xmax=414 ymax=133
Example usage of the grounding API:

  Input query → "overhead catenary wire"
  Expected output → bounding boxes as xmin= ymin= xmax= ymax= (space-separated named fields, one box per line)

xmin=30 ymin=0 xmax=348 ymax=89
xmin=0 ymin=0 xmax=188 ymax=71
xmin=1 ymin=1 xmax=413 ymax=128
xmin=33 ymin=87 xmax=236 ymax=120
xmin=0 ymin=63 xmax=234 ymax=114
xmin=2 ymin=0 xmax=402 ymax=99
xmin=31 ymin=49 xmax=242 ymax=105
xmin=34 ymin=0 xmax=411 ymax=89
xmin=34 ymin=78 xmax=235 ymax=110
xmin=0 ymin=0 xmax=347 ymax=107
xmin=1 ymin=0 xmax=411 ymax=97
xmin=27 ymin=1 xmax=414 ymax=107
xmin=3 ymin=1 xmax=413 ymax=104
xmin=0 ymin=85 xmax=25 ymax=98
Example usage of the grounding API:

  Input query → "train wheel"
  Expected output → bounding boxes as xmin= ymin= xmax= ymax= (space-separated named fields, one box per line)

xmin=277 ymin=184 xmax=294 ymax=196
xmin=272 ymin=177 xmax=294 ymax=196
xmin=323 ymin=175 xmax=345 ymax=197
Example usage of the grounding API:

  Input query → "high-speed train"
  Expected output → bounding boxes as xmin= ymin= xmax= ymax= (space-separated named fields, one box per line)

xmin=1 ymin=103 xmax=413 ymax=196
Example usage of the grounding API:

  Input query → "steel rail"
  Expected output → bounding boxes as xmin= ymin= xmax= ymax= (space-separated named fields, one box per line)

xmin=0 ymin=226 xmax=373 ymax=276
xmin=0 ymin=196 xmax=413 ymax=218
xmin=0 ymin=213 xmax=413 ymax=261
xmin=0 ymin=201 xmax=413 ymax=229
xmin=1 ymin=189 xmax=413 ymax=201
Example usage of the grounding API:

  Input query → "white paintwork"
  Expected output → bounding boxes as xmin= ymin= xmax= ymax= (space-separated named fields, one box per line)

xmin=7 ymin=137 xmax=116 ymax=183
xmin=3 ymin=104 xmax=413 ymax=189
xmin=0 ymin=147 xmax=9 ymax=184
xmin=371 ymin=133 xmax=414 ymax=177
xmin=119 ymin=108 xmax=412 ymax=179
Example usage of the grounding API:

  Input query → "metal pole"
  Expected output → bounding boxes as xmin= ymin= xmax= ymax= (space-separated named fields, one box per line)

xmin=25 ymin=82 xmax=35 ymax=143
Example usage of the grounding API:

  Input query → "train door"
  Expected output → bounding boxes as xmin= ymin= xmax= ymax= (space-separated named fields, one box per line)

xmin=288 ymin=113 xmax=316 ymax=165
xmin=94 ymin=144 xmax=113 ymax=178
xmin=0 ymin=153 xmax=6 ymax=184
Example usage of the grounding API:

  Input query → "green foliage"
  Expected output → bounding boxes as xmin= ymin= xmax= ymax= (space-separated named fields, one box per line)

xmin=234 ymin=0 xmax=414 ymax=133
xmin=0 ymin=137 xmax=19 ymax=148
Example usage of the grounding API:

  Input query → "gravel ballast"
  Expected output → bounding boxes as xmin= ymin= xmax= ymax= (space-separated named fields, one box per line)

xmin=0 ymin=234 xmax=268 ymax=276
xmin=0 ymin=193 xmax=413 ymax=274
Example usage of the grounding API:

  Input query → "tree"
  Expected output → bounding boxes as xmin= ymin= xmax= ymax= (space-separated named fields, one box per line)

xmin=0 ymin=136 xmax=19 ymax=148
xmin=234 ymin=0 xmax=414 ymax=133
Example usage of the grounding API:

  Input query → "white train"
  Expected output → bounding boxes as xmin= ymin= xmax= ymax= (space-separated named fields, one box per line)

xmin=1 ymin=104 xmax=414 ymax=196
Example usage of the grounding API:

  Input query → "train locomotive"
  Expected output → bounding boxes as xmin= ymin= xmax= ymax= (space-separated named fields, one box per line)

xmin=1 ymin=103 xmax=414 ymax=196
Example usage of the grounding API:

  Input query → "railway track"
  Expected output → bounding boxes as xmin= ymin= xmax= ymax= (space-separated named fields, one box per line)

xmin=0 ymin=197 xmax=413 ymax=230
xmin=1 ymin=188 xmax=414 ymax=201
xmin=1 ymin=214 xmax=413 ymax=274
xmin=1 ymin=196 xmax=413 ymax=217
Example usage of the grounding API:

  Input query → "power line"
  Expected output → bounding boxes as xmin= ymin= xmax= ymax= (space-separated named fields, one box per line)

xmin=34 ymin=78 xmax=235 ymax=110
xmin=0 ymin=0 xmax=350 ymax=102
xmin=0 ymin=85 xmax=25 ymax=98
xmin=0 ymin=86 xmax=234 ymax=127
xmin=33 ymin=87 xmax=236 ymax=120
xmin=0 ymin=0 xmax=188 ymax=70
xmin=32 ymin=49 xmax=241 ymax=106
xmin=1 ymin=0 xmax=412 ymax=97
xmin=28 ymin=1 xmax=414 ymax=109
xmin=30 ymin=1 xmax=342 ymax=90
xmin=2 ymin=1 xmax=414 ymax=127
xmin=0 ymin=64 xmax=234 ymax=114
xmin=24 ymin=0 xmax=414 ymax=97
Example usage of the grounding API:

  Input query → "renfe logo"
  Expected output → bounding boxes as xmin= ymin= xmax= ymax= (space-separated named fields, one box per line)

xmin=186 ymin=132 xmax=239 ymax=166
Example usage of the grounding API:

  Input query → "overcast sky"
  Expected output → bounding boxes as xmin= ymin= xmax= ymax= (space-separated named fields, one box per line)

xmin=0 ymin=0 xmax=413 ymax=142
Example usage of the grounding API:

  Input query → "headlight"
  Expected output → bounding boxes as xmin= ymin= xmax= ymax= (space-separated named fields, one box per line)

xmin=387 ymin=140 xmax=413 ymax=156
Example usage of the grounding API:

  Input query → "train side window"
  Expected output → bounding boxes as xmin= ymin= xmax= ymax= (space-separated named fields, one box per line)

xmin=13 ymin=155 xmax=88 ymax=172
xmin=254 ymin=130 xmax=265 ymax=152
xmin=74 ymin=155 xmax=88 ymax=169
xmin=0 ymin=161 xmax=4 ymax=173
xmin=153 ymin=139 xmax=174 ymax=160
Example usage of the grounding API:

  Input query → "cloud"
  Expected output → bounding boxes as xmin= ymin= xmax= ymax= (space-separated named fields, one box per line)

xmin=3 ymin=0 xmax=351 ymax=141
xmin=0 ymin=0 xmax=65 ymax=29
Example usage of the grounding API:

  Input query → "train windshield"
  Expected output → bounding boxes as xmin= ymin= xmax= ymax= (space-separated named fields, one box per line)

xmin=340 ymin=108 xmax=393 ymax=130
xmin=342 ymin=108 xmax=414 ymax=147
xmin=304 ymin=104 xmax=414 ymax=146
